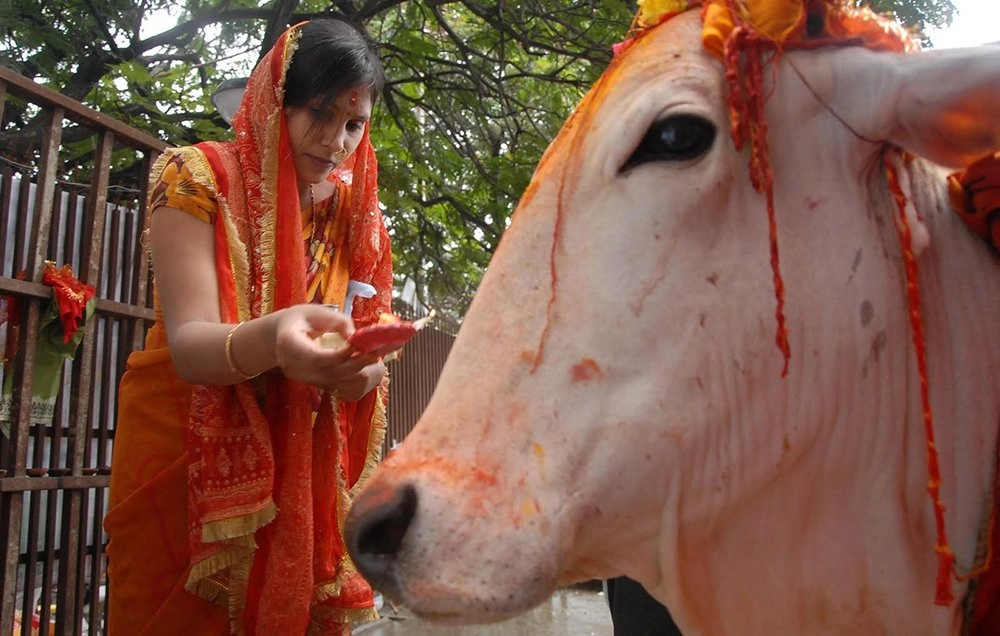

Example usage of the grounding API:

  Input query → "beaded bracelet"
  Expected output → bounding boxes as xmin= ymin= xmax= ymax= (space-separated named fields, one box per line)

xmin=225 ymin=321 xmax=260 ymax=380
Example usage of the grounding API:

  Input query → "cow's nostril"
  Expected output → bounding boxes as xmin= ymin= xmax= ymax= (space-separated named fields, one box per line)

xmin=346 ymin=482 xmax=417 ymax=590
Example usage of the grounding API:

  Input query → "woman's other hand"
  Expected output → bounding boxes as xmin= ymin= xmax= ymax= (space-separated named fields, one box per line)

xmin=274 ymin=304 xmax=387 ymax=400
xmin=332 ymin=357 xmax=387 ymax=402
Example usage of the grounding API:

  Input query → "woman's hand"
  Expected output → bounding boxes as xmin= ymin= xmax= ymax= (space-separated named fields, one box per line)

xmin=273 ymin=304 xmax=387 ymax=399
xmin=333 ymin=358 xmax=387 ymax=402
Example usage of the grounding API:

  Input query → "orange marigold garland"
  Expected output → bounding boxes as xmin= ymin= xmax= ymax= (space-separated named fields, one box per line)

xmin=638 ymin=0 xmax=693 ymax=27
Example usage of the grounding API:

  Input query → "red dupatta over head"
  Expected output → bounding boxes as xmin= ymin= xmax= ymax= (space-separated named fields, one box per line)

xmin=181 ymin=22 xmax=391 ymax=633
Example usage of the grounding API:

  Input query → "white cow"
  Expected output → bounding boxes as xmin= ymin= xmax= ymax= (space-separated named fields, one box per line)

xmin=346 ymin=7 xmax=1000 ymax=635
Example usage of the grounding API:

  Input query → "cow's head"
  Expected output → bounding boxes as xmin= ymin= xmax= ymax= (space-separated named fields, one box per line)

xmin=347 ymin=3 xmax=1000 ymax=632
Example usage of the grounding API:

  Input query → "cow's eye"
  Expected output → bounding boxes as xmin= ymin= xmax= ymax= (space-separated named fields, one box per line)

xmin=622 ymin=114 xmax=716 ymax=172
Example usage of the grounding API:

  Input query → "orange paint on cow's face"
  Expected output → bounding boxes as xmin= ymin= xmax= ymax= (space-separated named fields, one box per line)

xmin=530 ymin=60 xmax=632 ymax=374
xmin=571 ymin=358 xmax=604 ymax=382
xmin=532 ymin=442 xmax=545 ymax=461
xmin=382 ymin=456 xmax=498 ymax=489
xmin=513 ymin=497 xmax=543 ymax=528
xmin=532 ymin=442 xmax=546 ymax=479
xmin=522 ymin=498 xmax=542 ymax=518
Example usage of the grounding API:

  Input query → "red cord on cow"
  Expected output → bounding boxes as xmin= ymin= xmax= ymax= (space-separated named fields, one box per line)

xmin=718 ymin=3 xmax=792 ymax=377
xmin=886 ymin=159 xmax=955 ymax=605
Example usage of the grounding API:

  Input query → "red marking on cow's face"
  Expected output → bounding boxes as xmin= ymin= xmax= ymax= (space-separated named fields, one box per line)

xmin=571 ymin=358 xmax=603 ymax=382
xmin=471 ymin=466 xmax=499 ymax=486
xmin=531 ymin=62 xmax=628 ymax=374
xmin=383 ymin=457 xmax=498 ymax=489
xmin=353 ymin=478 xmax=402 ymax=510
xmin=806 ymin=196 xmax=825 ymax=210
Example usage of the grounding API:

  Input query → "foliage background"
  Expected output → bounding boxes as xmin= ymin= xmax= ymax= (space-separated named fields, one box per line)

xmin=0 ymin=0 xmax=955 ymax=320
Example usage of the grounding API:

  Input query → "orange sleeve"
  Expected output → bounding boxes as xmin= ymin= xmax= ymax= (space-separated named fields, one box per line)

xmin=148 ymin=153 xmax=218 ymax=224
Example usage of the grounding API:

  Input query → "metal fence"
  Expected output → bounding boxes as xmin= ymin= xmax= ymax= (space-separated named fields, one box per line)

xmin=385 ymin=305 xmax=457 ymax=452
xmin=0 ymin=64 xmax=455 ymax=636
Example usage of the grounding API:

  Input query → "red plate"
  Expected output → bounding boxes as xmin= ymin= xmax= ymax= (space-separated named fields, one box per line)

xmin=347 ymin=321 xmax=418 ymax=355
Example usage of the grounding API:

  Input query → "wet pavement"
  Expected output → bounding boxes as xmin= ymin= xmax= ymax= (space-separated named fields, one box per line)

xmin=353 ymin=584 xmax=612 ymax=636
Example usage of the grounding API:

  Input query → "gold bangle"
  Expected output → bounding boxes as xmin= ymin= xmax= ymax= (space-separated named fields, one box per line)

xmin=225 ymin=321 xmax=260 ymax=380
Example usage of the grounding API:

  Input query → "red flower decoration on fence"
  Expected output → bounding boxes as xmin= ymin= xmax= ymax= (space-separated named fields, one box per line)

xmin=41 ymin=262 xmax=96 ymax=343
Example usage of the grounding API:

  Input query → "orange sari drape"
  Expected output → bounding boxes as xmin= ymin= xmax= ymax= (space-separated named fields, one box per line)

xmin=105 ymin=22 xmax=392 ymax=635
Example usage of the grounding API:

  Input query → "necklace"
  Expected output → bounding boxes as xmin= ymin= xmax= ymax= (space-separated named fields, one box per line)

xmin=308 ymin=185 xmax=322 ymax=254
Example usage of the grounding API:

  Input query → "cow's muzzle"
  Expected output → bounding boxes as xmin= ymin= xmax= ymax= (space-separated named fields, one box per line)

xmin=345 ymin=480 xmax=417 ymax=598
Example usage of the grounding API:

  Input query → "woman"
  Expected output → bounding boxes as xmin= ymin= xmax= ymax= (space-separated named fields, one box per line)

xmin=104 ymin=18 xmax=392 ymax=635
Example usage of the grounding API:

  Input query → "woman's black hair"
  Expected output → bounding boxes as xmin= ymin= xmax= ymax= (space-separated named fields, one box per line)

xmin=283 ymin=18 xmax=385 ymax=111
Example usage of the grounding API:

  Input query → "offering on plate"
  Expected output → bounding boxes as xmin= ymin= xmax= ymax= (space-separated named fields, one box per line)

xmin=317 ymin=310 xmax=435 ymax=358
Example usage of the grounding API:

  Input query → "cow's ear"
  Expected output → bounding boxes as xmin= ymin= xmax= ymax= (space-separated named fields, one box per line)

xmin=887 ymin=45 xmax=1000 ymax=168
xmin=810 ymin=45 xmax=1000 ymax=168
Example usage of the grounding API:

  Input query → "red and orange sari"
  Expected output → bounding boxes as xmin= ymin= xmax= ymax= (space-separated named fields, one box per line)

xmin=104 ymin=23 xmax=391 ymax=635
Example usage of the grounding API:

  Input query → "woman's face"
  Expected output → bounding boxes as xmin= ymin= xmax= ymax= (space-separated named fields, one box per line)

xmin=286 ymin=86 xmax=373 ymax=187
